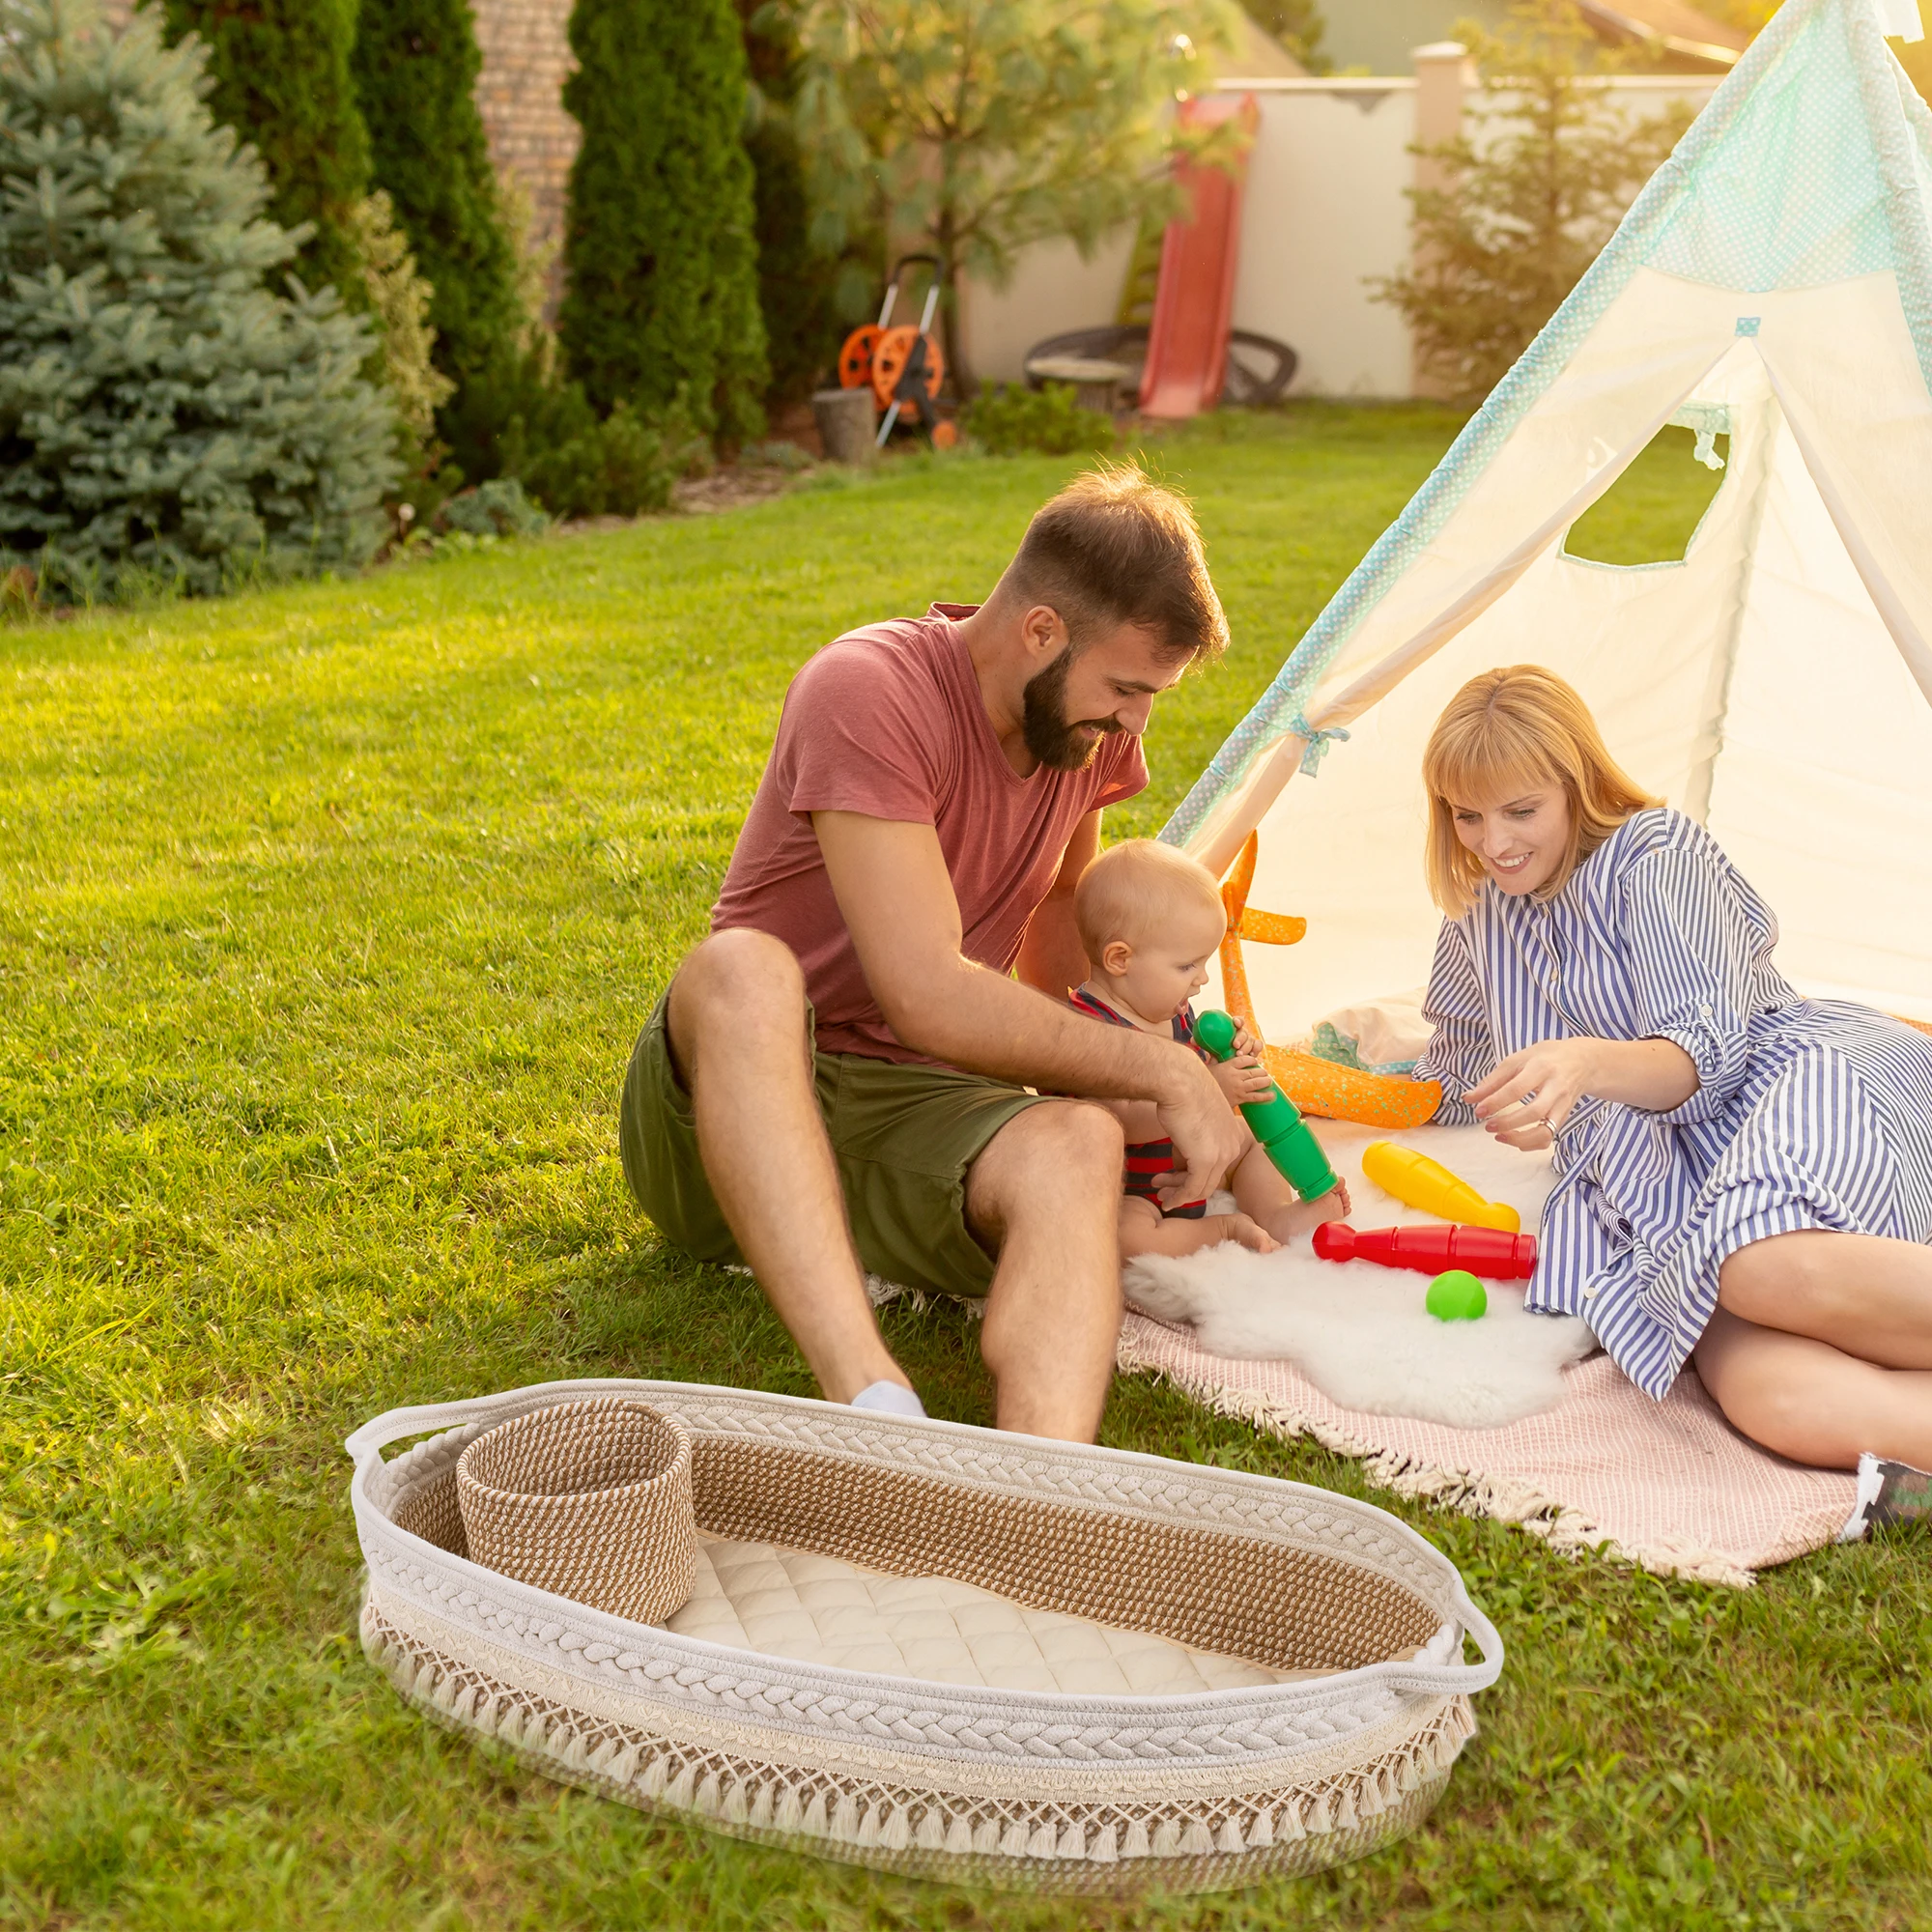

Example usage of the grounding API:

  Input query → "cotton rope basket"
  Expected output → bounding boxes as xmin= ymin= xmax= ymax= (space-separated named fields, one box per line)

xmin=348 ymin=1378 xmax=1503 ymax=1893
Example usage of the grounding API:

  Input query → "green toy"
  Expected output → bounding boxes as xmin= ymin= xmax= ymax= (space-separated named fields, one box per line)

xmin=1194 ymin=1009 xmax=1342 ymax=1204
xmin=1426 ymin=1268 xmax=1489 ymax=1321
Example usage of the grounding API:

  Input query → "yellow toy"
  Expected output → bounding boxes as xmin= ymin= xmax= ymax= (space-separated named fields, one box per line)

xmin=1361 ymin=1141 xmax=1520 ymax=1234
xmin=1215 ymin=833 xmax=1441 ymax=1130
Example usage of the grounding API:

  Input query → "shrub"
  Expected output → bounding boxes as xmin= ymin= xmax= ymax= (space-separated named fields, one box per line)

xmin=350 ymin=192 xmax=454 ymax=451
xmin=352 ymin=0 xmax=526 ymax=391
xmin=440 ymin=478 xmax=550 ymax=539
xmin=437 ymin=341 xmax=593 ymax=495
xmin=960 ymin=384 xmax=1117 ymax=457
xmin=161 ymin=0 xmax=371 ymax=305
xmin=512 ymin=403 xmax=708 ymax=521
xmin=560 ymin=0 xmax=768 ymax=440
xmin=0 ymin=0 xmax=398 ymax=603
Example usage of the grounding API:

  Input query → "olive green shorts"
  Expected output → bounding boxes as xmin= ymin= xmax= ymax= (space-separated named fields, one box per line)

xmin=618 ymin=987 xmax=1048 ymax=1299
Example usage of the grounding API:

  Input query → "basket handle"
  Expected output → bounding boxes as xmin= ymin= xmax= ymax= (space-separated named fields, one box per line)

xmin=344 ymin=1380 xmax=639 ymax=1479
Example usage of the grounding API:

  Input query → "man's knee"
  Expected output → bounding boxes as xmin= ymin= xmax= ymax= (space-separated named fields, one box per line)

xmin=668 ymin=929 xmax=808 ymax=1067
xmin=974 ymin=1101 xmax=1122 ymax=1215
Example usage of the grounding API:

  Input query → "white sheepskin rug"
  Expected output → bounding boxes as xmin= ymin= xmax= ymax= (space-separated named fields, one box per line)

xmin=1122 ymin=1122 xmax=1598 ymax=1429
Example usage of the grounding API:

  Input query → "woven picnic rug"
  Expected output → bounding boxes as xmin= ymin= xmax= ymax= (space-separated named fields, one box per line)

xmin=1117 ymin=1313 xmax=1858 ymax=1587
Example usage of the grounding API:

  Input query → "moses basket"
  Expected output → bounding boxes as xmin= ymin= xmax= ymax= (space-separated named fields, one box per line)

xmin=349 ymin=1378 xmax=1502 ymax=1893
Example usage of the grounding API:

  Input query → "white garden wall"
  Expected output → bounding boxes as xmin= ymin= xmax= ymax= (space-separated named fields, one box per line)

xmin=959 ymin=60 xmax=1722 ymax=400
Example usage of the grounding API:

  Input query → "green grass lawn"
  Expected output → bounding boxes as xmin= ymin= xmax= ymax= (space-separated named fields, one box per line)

xmin=3 ymin=409 xmax=1926 ymax=1931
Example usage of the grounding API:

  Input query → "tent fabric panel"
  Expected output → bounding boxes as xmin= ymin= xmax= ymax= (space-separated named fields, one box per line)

xmin=1163 ymin=0 xmax=1865 ymax=851
xmin=1646 ymin=0 xmax=1896 ymax=293
xmin=1703 ymin=422 xmax=1932 ymax=1018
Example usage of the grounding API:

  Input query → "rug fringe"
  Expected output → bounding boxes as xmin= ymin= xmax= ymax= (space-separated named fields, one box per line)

xmin=1116 ymin=1336 xmax=1756 ymax=1590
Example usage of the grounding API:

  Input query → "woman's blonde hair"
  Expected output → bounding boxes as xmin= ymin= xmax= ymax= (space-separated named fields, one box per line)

xmin=1422 ymin=667 xmax=1659 ymax=916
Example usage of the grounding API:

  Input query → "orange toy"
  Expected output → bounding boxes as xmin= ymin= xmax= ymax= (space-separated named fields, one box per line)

xmin=1216 ymin=832 xmax=1441 ymax=1128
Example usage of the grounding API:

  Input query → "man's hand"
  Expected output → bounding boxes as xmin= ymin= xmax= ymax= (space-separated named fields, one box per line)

xmin=1151 ymin=1056 xmax=1251 ymax=1208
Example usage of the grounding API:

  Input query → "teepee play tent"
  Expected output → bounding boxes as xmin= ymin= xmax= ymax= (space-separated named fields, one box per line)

xmin=1167 ymin=0 xmax=1932 ymax=1044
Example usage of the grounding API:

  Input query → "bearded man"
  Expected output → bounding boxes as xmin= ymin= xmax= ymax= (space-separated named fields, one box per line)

xmin=619 ymin=466 xmax=1246 ymax=1441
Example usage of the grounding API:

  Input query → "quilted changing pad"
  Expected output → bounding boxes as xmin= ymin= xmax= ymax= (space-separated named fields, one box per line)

xmin=349 ymin=1378 xmax=1503 ymax=1894
xmin=673 ymin=1533 xmax=1351 ymax=1692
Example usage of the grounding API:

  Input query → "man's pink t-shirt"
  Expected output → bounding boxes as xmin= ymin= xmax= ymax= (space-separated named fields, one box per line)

xmin=710 ymin=604 xmax=1148 ymax=1064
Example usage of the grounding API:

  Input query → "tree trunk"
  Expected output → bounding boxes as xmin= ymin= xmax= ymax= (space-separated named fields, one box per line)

xmin=934 ymin=206 xmax=975 ymax=400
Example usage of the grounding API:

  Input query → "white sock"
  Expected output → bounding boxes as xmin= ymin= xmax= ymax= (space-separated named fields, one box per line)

xmin=850 ymin=1378 xmax=926 ymax=1418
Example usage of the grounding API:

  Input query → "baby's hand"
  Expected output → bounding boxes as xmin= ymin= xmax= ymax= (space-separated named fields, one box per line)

xmin=1210 ymin=1049 xmax=1274 ymax=1108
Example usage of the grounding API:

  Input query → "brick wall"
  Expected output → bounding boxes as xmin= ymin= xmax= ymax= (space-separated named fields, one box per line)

xmin=93 ymin=0 xmax=578 ymax=301
xmin=470 ymin=0 xmax=578 ymax=288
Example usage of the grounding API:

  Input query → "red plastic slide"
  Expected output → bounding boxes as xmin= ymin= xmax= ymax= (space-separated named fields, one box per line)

xmin=1138 ymin=95 xmax=1259 ymax=421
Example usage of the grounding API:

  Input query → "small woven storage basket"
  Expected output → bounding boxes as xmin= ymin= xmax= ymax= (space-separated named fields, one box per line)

xmin=456 ymin=1396 xmax=695 ymax=1623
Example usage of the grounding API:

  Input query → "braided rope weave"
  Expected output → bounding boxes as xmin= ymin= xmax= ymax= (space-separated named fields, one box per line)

xmin=455 ymin=1397 xmax=695 ymax=1626
xmin=349 ymin=1379 xmax=1503 ymax=1893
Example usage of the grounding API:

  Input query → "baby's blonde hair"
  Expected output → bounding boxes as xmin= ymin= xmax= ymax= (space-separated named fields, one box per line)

xmin=1423 ymin=666 xmax=1659 ymax=916
xmin=1075 ymin=838 xmax=1225 ymax=961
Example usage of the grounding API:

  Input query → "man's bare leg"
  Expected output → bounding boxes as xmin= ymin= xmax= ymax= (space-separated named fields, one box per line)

xmin=967 ymin=1101 xmax=1126 ymax=1440
xmin=666 ymin=927 xmax=906 ymax=1405
xmin=1694 ymin=1307 xmax=1932 ymax=1467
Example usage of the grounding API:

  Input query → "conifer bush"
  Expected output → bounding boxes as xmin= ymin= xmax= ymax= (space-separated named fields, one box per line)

xmin=352 ymin=0 xmax=525 ymax=391
xmin=162 ymin=0 xmax=371 ymax=304
xmin=560 ymin=0 xmax=768 ymax=441
xmin=0 ymin=0 xmax=399 ymax=602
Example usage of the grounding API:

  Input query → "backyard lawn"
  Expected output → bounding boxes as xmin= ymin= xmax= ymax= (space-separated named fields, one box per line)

xmin=3 ymin=408 xmax=1926 ymax=1931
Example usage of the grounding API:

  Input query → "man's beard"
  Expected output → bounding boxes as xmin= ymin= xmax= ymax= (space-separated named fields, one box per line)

xmin=1021 ymin=647 xmax=1122 ymax=772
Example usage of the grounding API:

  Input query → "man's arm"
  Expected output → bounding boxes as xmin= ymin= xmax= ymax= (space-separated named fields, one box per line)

xmin=1014 ymin=808 xmax=1099 ymax=999
xmin=813 ymin=810 xmax=1246 ymax=1204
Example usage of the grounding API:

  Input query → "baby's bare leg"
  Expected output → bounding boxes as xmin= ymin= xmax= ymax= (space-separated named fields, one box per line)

xmin=1230 ymin=1144 xmax=1350 ymax=1245
xmin=1119 ymin=1194 xmax=1278 ymax=1259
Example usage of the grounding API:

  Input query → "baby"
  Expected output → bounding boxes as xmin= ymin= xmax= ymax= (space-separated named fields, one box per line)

xmin=1070 ymin=838 xmax=1349 ymax=1260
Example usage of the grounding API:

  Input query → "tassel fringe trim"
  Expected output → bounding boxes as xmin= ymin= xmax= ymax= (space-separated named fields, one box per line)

xmin=364 ymin=1602 xmax=1470 ymax=1882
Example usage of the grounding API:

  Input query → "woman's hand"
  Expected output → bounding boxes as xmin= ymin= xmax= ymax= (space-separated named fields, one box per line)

xmin=1465 ymin=1039 xmax=1606 ymax=1150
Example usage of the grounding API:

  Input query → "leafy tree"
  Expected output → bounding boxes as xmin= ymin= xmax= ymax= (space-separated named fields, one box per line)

xmin=0 ymin=0 xmax=398 ymax=601
xmin=792 ymin=0 xmax=1234 ymax=392
xmin=160 ymin=0 xmax=371 ymax=303
xmin=559 ymin=0 xmax=768 ymax=441
xmin=1370 ymin=0 xmax=1694 ymax=402
xmin=352 ymin=0 xmax=526 ymax=389
xmin=1236 ymin=0 xmax=1328 ymax=72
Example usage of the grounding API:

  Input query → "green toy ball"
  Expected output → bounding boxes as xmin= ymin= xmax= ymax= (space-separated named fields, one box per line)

xmin=1426 ymin=1269 xmax=1488 ymax=1321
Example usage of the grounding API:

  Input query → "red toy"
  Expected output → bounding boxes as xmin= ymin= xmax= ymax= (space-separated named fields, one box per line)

xmin=1313 ymin=1222 xmax=1538 ymax=1281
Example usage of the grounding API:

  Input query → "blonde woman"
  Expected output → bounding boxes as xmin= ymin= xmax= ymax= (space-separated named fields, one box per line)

xmin=1413 ymin=667 xmax=1932 ymax=1529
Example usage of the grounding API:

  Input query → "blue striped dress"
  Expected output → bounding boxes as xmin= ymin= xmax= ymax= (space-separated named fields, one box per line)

xmin=1414 ymin=808 xmax=1932 ymax=1398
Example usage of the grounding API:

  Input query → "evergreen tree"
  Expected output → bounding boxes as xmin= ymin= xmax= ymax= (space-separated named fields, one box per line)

xmin=740 ymin=0 xmax=841 ymax=407
xmin=352 ymin=0 xmax=525 ymax=388
xmin=0 ymin=0 xmax=398 ymax=600
xmin=160 ymin=0 xmax=371 ymax=302
xmin=559 ymin=0 xmax=768 ymax=440
xmin=1370 ymin=0 xmax=1692 ymax=400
